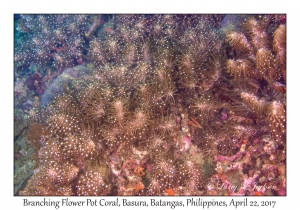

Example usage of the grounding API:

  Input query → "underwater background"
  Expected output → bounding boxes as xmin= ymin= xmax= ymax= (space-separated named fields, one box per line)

xmin=14 ymin=14 xmax=286 ymax=196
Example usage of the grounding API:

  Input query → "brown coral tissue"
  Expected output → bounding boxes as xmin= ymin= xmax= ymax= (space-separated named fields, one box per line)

xmin=14 ymin=14 xmax=286 ymax=196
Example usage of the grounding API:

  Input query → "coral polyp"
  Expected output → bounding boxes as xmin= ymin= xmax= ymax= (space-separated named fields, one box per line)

xmin=153 ymin=158 xmax=183 ymax=190
xmin=266 ymin=101 xmax=286 ymax=142
xmin=14 ymin=14 xmax=286 ymax=196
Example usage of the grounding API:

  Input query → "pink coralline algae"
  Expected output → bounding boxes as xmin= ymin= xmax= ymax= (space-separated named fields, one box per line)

xmin=179 ymin=135 xmax=192 ymax=152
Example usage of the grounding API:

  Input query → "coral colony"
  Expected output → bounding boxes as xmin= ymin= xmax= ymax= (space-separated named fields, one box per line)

xmin=14 ymin=14 xmax=286 ymax=196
